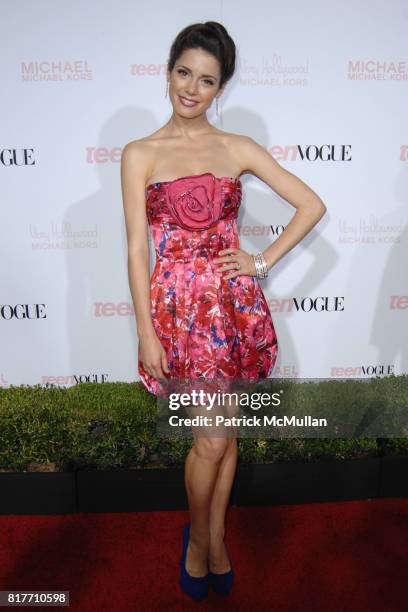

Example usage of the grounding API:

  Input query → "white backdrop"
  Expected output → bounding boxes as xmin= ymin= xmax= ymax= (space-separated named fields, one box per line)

xmin=1 ymin=0 xmax=407 ymax=388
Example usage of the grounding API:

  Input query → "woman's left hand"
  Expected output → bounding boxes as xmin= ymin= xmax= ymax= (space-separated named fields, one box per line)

xmin=213 ymin=247 xmax=257 ymax=280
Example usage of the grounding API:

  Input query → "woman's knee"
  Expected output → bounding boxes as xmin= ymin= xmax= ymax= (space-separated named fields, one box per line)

xmin=194 ymin=437 xmax=231 ymax=462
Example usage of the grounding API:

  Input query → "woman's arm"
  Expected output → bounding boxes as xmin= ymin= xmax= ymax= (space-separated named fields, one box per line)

xmin=120 ymin=141 xmax=155 ymax=340
xmin=236 ymin=136 xmax=327 ymax=271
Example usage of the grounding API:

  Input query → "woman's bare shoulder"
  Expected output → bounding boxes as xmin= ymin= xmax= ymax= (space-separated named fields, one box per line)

xmin=121 ymin=138 xmax=159 ymax=189
xmin=212 ymin=129 xmax=254 ymax=175
xmin=214 ymin=129 xmax=254 ymax=158
xmin=122 ymin=133 xmax=161 ymax=152
xmin=121 ymin=135 xmax=161 ymax=175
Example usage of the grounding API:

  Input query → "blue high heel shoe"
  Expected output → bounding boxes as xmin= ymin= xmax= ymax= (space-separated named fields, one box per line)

xmin=179 ymin=523 xmax=209 ymax=600
xmin=209 ymin=550 xmax=234 ymax=596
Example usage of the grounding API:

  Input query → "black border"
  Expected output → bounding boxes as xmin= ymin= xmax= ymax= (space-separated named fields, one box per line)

xmin=1 ymin=455 xmax=407 ymax=515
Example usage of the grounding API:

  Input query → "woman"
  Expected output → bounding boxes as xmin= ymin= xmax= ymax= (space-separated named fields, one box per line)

xmin=121 ymin=21 xmax=326 ymax=600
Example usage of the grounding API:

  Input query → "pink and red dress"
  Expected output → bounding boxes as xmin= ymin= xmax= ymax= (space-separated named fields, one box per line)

xmin=138 ymin=172 xmax=279 ymax=396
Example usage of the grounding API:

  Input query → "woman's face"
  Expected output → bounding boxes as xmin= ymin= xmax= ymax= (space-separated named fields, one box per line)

xmin=167 ymin=47 xmax=224 ymax=116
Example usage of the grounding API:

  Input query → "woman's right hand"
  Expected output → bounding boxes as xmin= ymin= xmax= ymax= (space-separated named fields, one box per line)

xmin=138 ymin=331 xmax=170 ymax=382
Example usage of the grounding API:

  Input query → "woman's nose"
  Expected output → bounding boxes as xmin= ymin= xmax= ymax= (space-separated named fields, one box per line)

xmin=186 ymin=81 xmax=199 ymax=95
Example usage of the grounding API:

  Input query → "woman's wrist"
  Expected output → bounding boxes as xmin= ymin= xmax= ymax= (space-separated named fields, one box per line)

xmin=137 ymin=324 xmax=156 ymax=340
xmin=252 ymin=251 xmax=269 ymax=278
xmin=262 ymin=250 xmax=274 ymax=272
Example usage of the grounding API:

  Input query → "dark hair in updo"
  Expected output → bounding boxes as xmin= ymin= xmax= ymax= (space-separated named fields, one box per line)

xmin=167 ymin=22 xmax=236 ymax=90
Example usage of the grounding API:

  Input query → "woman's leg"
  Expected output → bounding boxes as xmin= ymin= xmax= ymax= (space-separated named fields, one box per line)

xmin=208 ymin=436 xmax=237 ymax=572
xmin=183 ymin=387 xmax=240 ymax=576
xmin=207 ymin=391 xmax=240 ymax=571
xmin=184 ymin=435 xmax=230 ymax=576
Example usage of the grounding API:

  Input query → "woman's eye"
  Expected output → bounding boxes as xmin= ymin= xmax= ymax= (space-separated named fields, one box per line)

xmin=177 ymin=70 xmax=214 ymax=86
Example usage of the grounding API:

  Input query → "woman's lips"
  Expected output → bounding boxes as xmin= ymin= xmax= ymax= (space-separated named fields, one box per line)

xmin=179 ymin=95 xmax=199 ymax=107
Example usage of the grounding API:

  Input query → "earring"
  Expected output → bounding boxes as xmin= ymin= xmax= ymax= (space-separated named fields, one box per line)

xmin=216 ymin=96 xmax=219 ymax=116
xmin=165 ymin=80 xmax=169 ymax=98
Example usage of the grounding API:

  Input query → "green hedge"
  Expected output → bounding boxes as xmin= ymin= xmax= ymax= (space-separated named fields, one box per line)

xmin=0 ymin=375 xmax=407 ymax=471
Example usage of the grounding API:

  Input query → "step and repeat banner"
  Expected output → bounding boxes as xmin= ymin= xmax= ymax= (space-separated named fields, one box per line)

xmin=1 ymin=0 xmax=407 ymax=388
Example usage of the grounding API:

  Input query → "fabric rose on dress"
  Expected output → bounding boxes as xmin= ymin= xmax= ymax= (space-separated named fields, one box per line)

xmin=166 ymin=173 xmax=223 ymax=230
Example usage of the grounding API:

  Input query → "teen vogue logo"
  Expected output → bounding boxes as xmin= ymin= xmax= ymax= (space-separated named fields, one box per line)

xmin=271 ymin=144 xmax=352 ymax=162
xmin=268 ymin=297 xmax=345 ymax=313
xmin=331 ymin=364 xmax=395 ymax=377
xmin=43 ymin=374 xmax=110 ymax=386
xmin=1 ymin=148 xmax=35 ymax=166
xmin=1 ymin=304 xmax=46 ymax=320
xmin=293 ymin=297 xmax=344 ymax=312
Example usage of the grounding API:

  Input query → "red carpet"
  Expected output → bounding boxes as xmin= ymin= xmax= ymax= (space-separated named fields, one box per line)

xmin=0 ymin=498 xmax=406 ymax=611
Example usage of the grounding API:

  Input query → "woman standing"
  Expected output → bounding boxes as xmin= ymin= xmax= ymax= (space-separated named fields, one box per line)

xmin=121 ymin=21 xmax=326 ymax=600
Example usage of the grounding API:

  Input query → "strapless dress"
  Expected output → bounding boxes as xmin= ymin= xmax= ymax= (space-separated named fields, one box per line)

xmin=138 ymin=171 xmax=279 ymax=396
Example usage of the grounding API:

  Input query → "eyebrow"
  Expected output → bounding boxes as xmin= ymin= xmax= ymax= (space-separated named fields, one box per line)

xmin=176 ymin=64 xmax=217 ymax=80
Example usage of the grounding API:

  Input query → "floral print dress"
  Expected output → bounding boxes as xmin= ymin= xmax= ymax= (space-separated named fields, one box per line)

xmin=138 ymin=172 xmax=279 ymax=396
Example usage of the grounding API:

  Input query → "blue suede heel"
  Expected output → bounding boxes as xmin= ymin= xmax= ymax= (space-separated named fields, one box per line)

xmin=209 ymin=567 xmax=234 ymax=596
xmin=179 ymin=523 xmax=209 ymax=600
xmin=209 ymin=545 xmax=234 ymax=597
